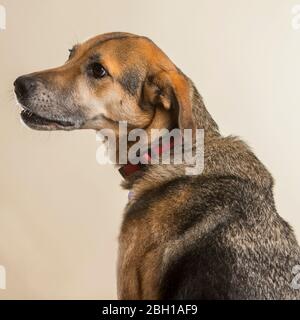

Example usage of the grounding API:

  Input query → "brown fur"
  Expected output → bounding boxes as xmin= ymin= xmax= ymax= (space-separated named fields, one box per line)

xmin=14 ymin=32 xmax=300 ymax=300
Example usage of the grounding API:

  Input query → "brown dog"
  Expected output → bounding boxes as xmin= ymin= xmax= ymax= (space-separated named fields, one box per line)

xmin=14 ymin=32 xmax=300 ymax=299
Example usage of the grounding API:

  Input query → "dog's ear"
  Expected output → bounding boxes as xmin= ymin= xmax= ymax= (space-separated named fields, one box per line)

xmin=142 ymin=70 xmax=195 ymax=131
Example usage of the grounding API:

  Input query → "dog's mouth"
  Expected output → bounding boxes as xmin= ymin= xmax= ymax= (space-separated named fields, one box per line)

xmin=20 ymin=109 xmax=76 ymax=131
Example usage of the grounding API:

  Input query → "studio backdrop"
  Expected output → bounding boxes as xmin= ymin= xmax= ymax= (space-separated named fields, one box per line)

xmin=0 ymin=0 xmax=300 ymax=299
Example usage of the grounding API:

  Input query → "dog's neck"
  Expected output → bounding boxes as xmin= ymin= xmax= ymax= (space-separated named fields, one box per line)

xmin=189 ymin=81 xmax=220 ymax=138
xmin=118 ymin=81 xmax=274 ymax=204
xmin=120 ymin=81 xmax=221 ymax=196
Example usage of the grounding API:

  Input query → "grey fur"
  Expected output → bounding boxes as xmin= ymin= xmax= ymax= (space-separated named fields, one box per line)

xmin=121 ymin=79 xmax=300 ymax=300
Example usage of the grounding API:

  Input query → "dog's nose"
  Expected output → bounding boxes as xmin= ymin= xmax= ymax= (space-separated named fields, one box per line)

xmin=14 ymin=76 xmax=37 ymax=99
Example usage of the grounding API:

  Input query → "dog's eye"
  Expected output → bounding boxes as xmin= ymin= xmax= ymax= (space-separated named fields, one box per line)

xmin=89 ymin=63 xmax=107 ymax=79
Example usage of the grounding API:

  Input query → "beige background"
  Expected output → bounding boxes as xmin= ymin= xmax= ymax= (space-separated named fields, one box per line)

xmin=0 ymin=0 xmax=300 ymax=299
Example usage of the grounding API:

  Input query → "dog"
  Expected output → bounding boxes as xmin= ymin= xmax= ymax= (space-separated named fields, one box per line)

xmin=14 ymin=32 xmax=300 ymax=299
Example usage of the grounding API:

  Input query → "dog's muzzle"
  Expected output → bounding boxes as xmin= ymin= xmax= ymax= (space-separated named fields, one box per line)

xmin=14 ymin=75 xmax=83 ymax=130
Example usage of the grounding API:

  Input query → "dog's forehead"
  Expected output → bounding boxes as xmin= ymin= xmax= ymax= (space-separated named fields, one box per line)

xmin=83 ymin=32 xmax=138 ymax=46
xmin=78 ymin=33 xmax=174 ymax=74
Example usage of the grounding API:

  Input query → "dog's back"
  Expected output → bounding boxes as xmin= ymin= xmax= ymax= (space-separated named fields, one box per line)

xmin=159 ymin=139 xmax=300 ymax=299
xmin=120 ymin=135 xmax=300 ymax=299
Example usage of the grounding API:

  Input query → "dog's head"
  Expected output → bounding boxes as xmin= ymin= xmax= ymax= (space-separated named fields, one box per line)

xmin=14 ymin=32 xmax=195 ymax=134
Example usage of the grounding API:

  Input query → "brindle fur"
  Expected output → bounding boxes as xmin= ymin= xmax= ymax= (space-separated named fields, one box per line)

xmin=14 ymin=32 xmax=300 ymax=300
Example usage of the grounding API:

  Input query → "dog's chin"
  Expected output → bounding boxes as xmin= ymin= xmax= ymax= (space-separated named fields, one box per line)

xmin=20 ymin=109 xmax=78 ymax=131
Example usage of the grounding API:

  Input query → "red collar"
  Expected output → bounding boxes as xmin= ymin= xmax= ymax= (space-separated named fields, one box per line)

xmin=119 ymin=162 xmax=142 ymax=179
xmin=119 ymin=134 xmax=181 ymax=179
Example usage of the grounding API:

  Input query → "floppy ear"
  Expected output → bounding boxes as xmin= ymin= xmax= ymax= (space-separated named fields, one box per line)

xmin=142 ymin=70 xmax=195 ymax=131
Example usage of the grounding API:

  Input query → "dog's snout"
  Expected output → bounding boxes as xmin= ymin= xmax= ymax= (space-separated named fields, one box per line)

xmin=14 ymin=76 xmax=37 ymax=99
